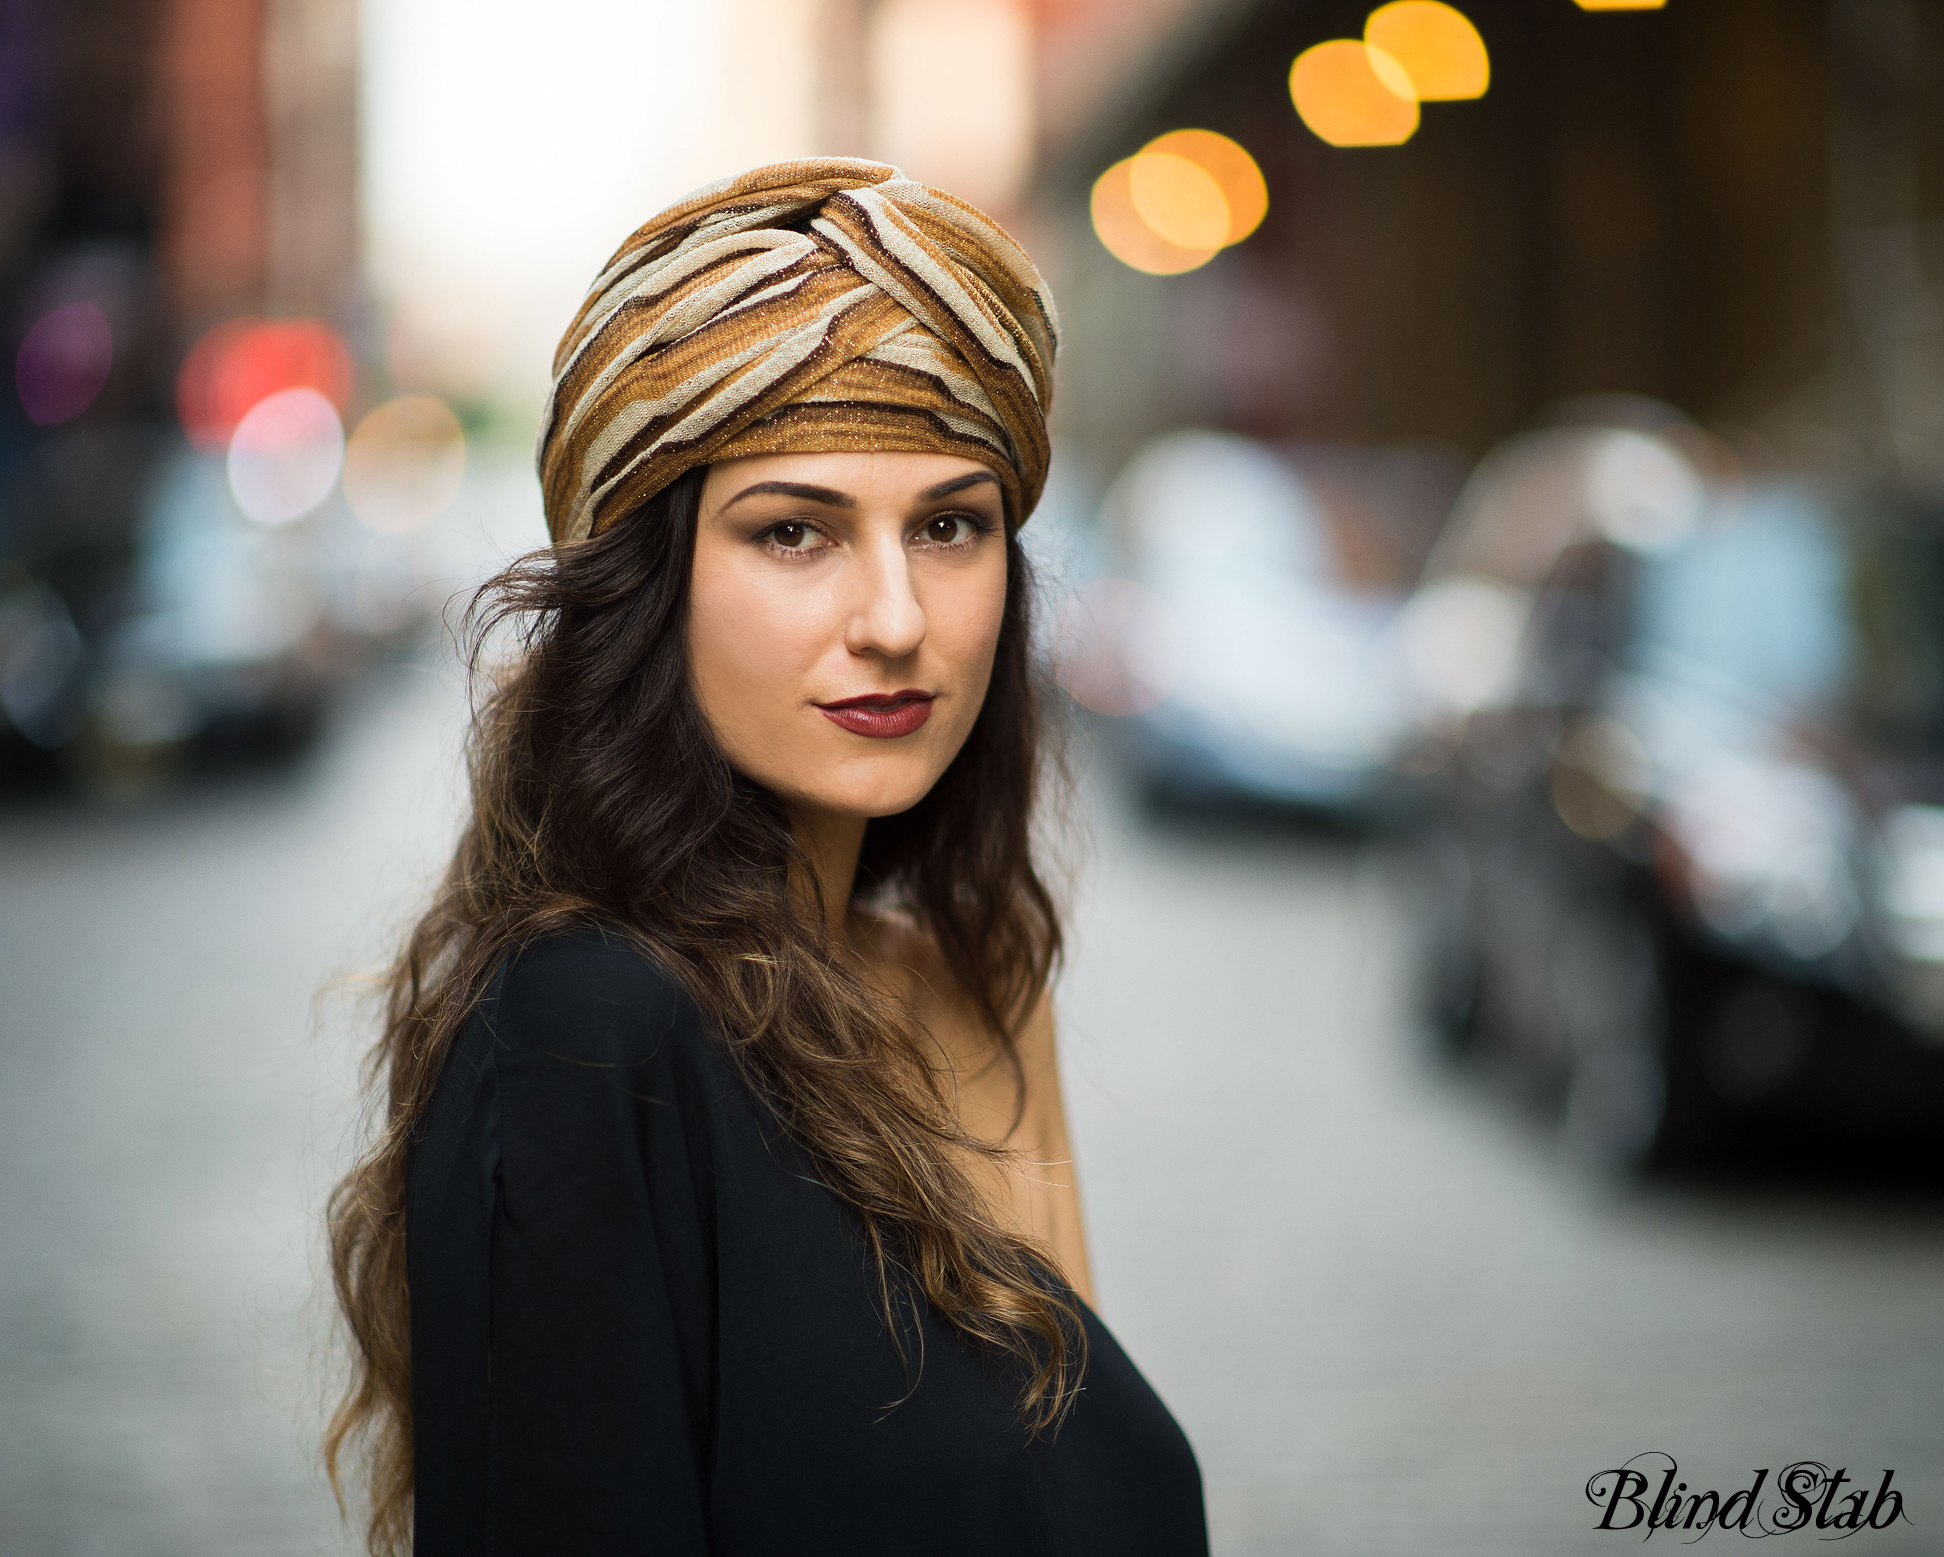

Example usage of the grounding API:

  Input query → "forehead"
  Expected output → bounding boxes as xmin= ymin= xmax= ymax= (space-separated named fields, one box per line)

xmin=700 ymin=450 xmax=1002 ymax=508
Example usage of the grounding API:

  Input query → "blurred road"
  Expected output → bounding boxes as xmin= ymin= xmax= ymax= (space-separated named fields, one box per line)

xmin=4 ymin=653 xmax=1944 ymax=1555
xmin=1061 ymin=776 xmax=1944 ymax=1557
xmin=0 ymin=662 xmax=465 ymax=1557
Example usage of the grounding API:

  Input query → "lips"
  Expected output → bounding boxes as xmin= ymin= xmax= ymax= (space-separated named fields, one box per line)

xmin=817 ymin=689 xmax=935 ymax=739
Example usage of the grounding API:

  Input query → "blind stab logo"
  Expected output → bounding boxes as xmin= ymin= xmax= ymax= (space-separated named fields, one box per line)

xmin=1586 ymin=1454 xmax=1909 ymax=1539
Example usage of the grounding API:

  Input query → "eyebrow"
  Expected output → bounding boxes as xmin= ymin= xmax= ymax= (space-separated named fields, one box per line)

xmin=918 ymin=471 xmax=1000 ymax=501
xmin=718 ymin=469 xmax=1000 ymax=513
xmin=721 ymin=480 xmax=857 ymax=510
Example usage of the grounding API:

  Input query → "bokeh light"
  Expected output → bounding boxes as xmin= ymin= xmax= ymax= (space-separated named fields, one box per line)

xmin=16 ymin=302 xmax=113 ymax=426
xmin=1552 ymin=716 xmax=1652 ymax=840
xmin=1092 ymin=130 xmax=1268 ymax=274
xmin=1395 ymin=574 xmax=1530 ymax=711
xmin=1290 ymin=40 xmax=1420 ymax=147
xmin=1128 ymin=152 xmax=1231 ymax=251
xmin=342 ymin=394 xmax=467 ymax=535
xmin=1364 ymin=2 xmax=1489 ymax=101
xmin=1585 ymin=429 xmax=1706 ymax=552
xmin=1140 ymin=129 xmax=1268 ymax=245
xmin=1091 ymin=159 xmax=1218 ymax=275
xmin=226 ymin=386 xmax=345 ymax=526
xmin=177 ymin=317 xmax=353 ymax=452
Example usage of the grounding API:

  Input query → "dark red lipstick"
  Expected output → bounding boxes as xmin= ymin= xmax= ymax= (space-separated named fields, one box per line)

xmin=816 ymin=688 xmax=935 ymax=739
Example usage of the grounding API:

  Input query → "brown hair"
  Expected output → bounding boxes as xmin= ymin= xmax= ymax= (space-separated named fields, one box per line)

xmin=323 ymin=465 xmax=1080 ymax=1553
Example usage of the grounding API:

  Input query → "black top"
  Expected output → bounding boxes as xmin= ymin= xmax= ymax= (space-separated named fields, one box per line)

xmin=406 ymin=929 xmax=1209 ymax=1556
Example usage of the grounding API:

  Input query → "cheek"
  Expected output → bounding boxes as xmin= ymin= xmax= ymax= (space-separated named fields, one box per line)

xmin=934 ymin=560 xmax=1009 ymax=705
xmin=687 ymin=559 xmax=825 ymax=734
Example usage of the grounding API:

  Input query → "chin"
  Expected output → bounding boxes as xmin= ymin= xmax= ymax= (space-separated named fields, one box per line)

xmin=800 ymin=765 xmax=943 ymax=821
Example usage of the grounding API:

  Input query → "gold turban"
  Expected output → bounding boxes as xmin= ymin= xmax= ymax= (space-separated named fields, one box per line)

xmin=536 ymin=158 xmax=1060 ymax=546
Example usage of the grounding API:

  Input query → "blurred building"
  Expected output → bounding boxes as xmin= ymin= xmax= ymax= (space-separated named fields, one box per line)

xmin=1036 ymin=0 xmax=1944 ymax=489
xmin=0 ymin=0 xmax=362 ymax=786
xmin=4 ymin=0 xmax=358 ymax=405
xmin=725 ymin=0 xmax=1039 ymax=221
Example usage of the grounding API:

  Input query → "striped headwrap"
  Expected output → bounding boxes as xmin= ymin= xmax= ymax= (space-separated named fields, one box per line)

xmin=537 ymin=158 xmax=1059 ymax=546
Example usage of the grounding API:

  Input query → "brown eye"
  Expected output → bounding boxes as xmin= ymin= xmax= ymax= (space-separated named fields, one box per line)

xmin=925 ymin=515 xmax=970 ymax=545
xmin=771 ymin=522 xmax=811 ymax=549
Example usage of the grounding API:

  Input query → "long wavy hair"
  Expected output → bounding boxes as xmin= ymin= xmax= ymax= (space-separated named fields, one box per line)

xmin=323 ymin=464 xmax=1078 ymax=1554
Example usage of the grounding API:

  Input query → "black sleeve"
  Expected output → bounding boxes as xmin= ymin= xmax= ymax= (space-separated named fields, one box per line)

xmin=409 ymin=932 xmax=721 ymax=1556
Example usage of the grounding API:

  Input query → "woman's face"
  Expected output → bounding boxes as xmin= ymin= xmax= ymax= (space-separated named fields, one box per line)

xmin=688 ymin=450 xmax=1010 ymax=823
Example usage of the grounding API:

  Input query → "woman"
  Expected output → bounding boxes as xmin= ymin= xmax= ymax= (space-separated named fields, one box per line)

xmin=326 ymin=160 xmax=1207 ymax=1556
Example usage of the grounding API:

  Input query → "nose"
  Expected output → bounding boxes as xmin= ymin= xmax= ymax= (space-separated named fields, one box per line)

xmin=844 ymin=530 xmax=926 ymax=660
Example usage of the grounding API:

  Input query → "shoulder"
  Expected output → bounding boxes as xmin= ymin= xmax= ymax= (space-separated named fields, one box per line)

xmin=857 ymin=909 xmax=1051 ymax=1047
xmin=855 ymin=911 xmax=1059 ymax=1098
xmin=479 ymin=925 xmax=717 ymax=1074
xmin=857 ymin=909 xmax=950 ymax=992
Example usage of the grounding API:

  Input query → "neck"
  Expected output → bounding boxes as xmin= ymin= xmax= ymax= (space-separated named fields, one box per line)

xmin=789 ymin=807 xmax=869 ymax=947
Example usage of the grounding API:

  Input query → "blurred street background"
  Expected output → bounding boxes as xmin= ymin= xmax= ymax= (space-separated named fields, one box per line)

xmin=6 ymin=0 xmax=1944 ymax=1552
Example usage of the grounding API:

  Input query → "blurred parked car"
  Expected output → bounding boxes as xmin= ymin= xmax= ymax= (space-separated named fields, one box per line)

xmin=0 ymin=434 xmax=429 ymax=795
xmin=1407 ymin=422 xmax=1944 ymax=1171
xmin=1061 ymin=430 xmax=1431 ymax=819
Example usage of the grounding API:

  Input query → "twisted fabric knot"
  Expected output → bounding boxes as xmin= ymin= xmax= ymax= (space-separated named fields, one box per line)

xmin=537 ymin=159 xmax=1060 ymax=546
